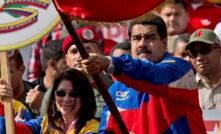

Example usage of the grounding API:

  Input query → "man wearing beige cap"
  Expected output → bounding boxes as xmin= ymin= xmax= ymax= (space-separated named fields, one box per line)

xmin=186 ymin=28 xmax=221 ymax=110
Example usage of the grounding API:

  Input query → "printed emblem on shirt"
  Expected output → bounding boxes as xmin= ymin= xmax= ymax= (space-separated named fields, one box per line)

xmin=201 ymin=19 xmax=211 ymax=26
xmin=116 ymin=91 xmax=129 ymax=101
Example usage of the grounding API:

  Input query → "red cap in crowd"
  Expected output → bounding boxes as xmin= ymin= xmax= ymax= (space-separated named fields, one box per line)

xmin=62 ymin=26 xmax=102 ymax=53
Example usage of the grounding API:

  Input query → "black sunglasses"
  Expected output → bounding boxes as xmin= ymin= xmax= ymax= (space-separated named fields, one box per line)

xmin=55 ymin=90 xmax=79 ymax=98
xmin=187 ymin=44 xmax=220 ymax=58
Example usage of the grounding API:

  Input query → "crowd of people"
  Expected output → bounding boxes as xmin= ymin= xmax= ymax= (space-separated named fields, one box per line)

xmin=0 ymin=0 xmax=221 ymax=133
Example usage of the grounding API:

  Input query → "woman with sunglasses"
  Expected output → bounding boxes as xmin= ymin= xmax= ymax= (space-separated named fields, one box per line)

xmin=0 ymin=69 xmax=98 ymax=134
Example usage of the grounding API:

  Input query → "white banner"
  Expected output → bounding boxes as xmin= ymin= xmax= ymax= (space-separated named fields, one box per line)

xmin=0 ymin=0 xmax=60 ymax=51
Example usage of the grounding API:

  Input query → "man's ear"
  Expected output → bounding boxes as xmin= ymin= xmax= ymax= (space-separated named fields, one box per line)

xmin=65 ymin=54 xmax=71 ymax=66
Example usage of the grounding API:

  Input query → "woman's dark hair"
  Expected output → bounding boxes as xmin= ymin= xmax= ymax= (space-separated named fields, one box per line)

xmin=128 ymin=13 xmax=167 ymax=40
xmin=47 ymin=69 xmax=96 ymax=133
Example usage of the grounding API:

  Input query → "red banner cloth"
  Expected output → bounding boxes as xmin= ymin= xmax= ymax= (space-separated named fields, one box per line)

xmin=0 ymin=104 xmax=3 ymax=116
xmin=54 ymin=0 xmax=165 ymax=22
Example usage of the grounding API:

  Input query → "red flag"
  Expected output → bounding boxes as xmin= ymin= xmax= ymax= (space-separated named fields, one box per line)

xmin=54 ymin=0 xmax=165 ymax=22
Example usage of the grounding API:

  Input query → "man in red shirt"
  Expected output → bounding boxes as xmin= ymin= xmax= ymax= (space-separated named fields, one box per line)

xmin=185 ymin=0 xmax=221 ymax=33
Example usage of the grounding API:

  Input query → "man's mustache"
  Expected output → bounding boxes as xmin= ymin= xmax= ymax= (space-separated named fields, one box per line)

xmin=136 ymin=47 xmax=152 ymax=55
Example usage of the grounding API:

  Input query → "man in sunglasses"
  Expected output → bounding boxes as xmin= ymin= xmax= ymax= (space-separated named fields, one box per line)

xmin=185 ymin=28 xmax=221 ymax=110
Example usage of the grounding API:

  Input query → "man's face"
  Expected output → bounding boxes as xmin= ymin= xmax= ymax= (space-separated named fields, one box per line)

xmin=160 ymin=3 xmax=188 ymax=35
xmin=65 ymin=42 xmax=100 ymax=69
xmin=9 ymin=59 xmax=24 ymax=93
xmin=130 ymin=24 xmax=167 ymax=62
xmin=189 ymin=43 xmax=221 ymax=76
xmin=173 ymin=41 xmax=190 ymax=61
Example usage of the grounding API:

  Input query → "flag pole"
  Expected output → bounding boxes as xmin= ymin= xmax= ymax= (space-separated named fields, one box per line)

xmin=52 ymin=2 xmax=129 ymax=134
xmin=0 ymin=52 xmax=15 ymax=134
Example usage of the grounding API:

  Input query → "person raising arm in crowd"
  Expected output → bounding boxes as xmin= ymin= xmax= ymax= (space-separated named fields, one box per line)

xmin=81 ymin=13 xmax=206 ymax=134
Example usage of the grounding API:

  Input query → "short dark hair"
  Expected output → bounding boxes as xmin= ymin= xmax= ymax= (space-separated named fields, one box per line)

xmin=128 ymin=13 xmax=167 ymax=40
xmin=175 ymin=0 xmax=187 ymax=11
xmin=173 ymin=33 xmax=190 ymax=50
xmin=109 ymin=40 xmax=131 ymax=56
xmin=160 ymin=0 xmax=187 ymax=11
xmin=47 ymin=69 xmax=96 ymax=133
xmin=41 ymin=39 xmax=64 ymax=70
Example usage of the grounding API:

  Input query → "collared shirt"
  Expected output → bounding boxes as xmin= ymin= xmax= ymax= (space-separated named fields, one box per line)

xmin=196 ymin=74 xmax=221 ymax=110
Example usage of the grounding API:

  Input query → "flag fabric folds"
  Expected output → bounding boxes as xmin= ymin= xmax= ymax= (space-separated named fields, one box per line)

xmin=53 ymin=0 xmax=165 ymax=22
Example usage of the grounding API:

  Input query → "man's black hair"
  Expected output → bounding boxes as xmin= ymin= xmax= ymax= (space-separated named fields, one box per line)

xmin=109 ymin=40 xmax=131 ymax=56
xmin=128 ymin=13 xmax=167 ymax=40
xmin=41 ymin=39 xmax=64 ymax=70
